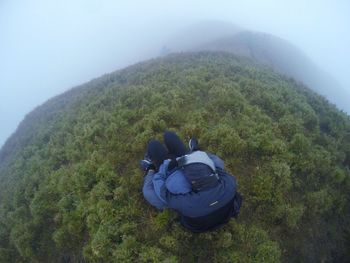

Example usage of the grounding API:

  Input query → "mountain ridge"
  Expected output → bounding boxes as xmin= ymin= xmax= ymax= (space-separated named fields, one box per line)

xmin=165 ymin=25 xmax=349 ymax=113
xmin=0 ymin=52 xmax=349 ymax=262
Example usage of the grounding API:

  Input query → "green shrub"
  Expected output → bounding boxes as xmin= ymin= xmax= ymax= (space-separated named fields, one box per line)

xmin=0 ymin=52 xmax=349 ymax=262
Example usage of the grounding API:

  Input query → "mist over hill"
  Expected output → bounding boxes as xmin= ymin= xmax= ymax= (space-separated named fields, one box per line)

xmin=1 ymin=18 xmax=348 ymax=149
xmin=164 ymin=22 xmax=349 ymax=113
xmin=0 ymin=52 xmax=349 ymax=262
xmin=195 ymin=31 xmax=350 ymax=113
xmin=164 ymin=21 xmax=242 ymax=52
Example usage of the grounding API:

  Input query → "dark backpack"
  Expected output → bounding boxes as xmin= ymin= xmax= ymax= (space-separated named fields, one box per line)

xmin=180 ymin=168 xmax=243 ymax=232
xmin=216 ymin=168 xmax=243 ymax=218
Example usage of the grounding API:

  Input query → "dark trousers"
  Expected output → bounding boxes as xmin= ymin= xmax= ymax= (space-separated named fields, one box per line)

xmin=147 ymin=131 xmax=188 ymax=171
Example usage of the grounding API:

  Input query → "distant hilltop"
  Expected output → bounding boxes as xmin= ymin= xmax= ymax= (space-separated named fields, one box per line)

xmin=163 ymin=21 xmax=349 ymax=113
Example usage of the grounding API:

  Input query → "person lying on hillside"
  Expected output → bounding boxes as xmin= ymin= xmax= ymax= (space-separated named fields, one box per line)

xmin=140 ymin=131 xmax=242 ymax=232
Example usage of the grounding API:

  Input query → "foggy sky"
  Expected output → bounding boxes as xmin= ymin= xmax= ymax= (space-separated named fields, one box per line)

xmin=1 ymin=0 xmax=350 ymax=148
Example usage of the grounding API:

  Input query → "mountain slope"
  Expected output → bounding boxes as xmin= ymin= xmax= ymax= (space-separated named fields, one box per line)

xmin=0 ymin=52 xmax=349 ymax=262
xmin=166 ymin=26 xmax=349 ymax=113
xmin=195 ymin=31 xmax=350 ymax=113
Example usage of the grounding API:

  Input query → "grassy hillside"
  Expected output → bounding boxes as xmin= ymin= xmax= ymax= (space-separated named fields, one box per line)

xmin=0 ymin=52 xmax=349 ymax=262
xmin=193 ymin=31 xmax=350 ymax=113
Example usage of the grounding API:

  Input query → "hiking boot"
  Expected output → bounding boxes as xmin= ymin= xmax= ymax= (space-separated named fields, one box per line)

xmin=139 ymin=159 xmax=155 ymax=172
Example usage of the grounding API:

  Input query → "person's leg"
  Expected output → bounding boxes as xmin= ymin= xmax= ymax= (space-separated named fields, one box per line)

xmin=164 ymin=131 xmax=188 ymax=158
xmin=147 ymin=140 xmax=168 ymax=170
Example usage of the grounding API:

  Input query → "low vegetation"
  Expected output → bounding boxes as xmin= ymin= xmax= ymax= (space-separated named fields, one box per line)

xmin=0 ymin=52 xmax=349 ymax=262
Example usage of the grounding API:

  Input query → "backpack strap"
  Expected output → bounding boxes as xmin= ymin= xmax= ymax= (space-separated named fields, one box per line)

xmin=176 ymin=151 xmax=217 ymax=173
xmin=176 ymin=151 xmax=219 ymax=191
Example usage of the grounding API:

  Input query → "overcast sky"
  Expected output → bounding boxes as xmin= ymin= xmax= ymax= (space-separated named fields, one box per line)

xmin=1 ymin=0 xmax=350 ymax=148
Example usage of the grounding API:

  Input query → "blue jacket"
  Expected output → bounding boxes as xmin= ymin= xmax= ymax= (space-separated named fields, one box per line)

xmin=142 ymin=153 xmax=224 ymax=209
xmin=142 ymin=153 xmax=237 ymax=219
